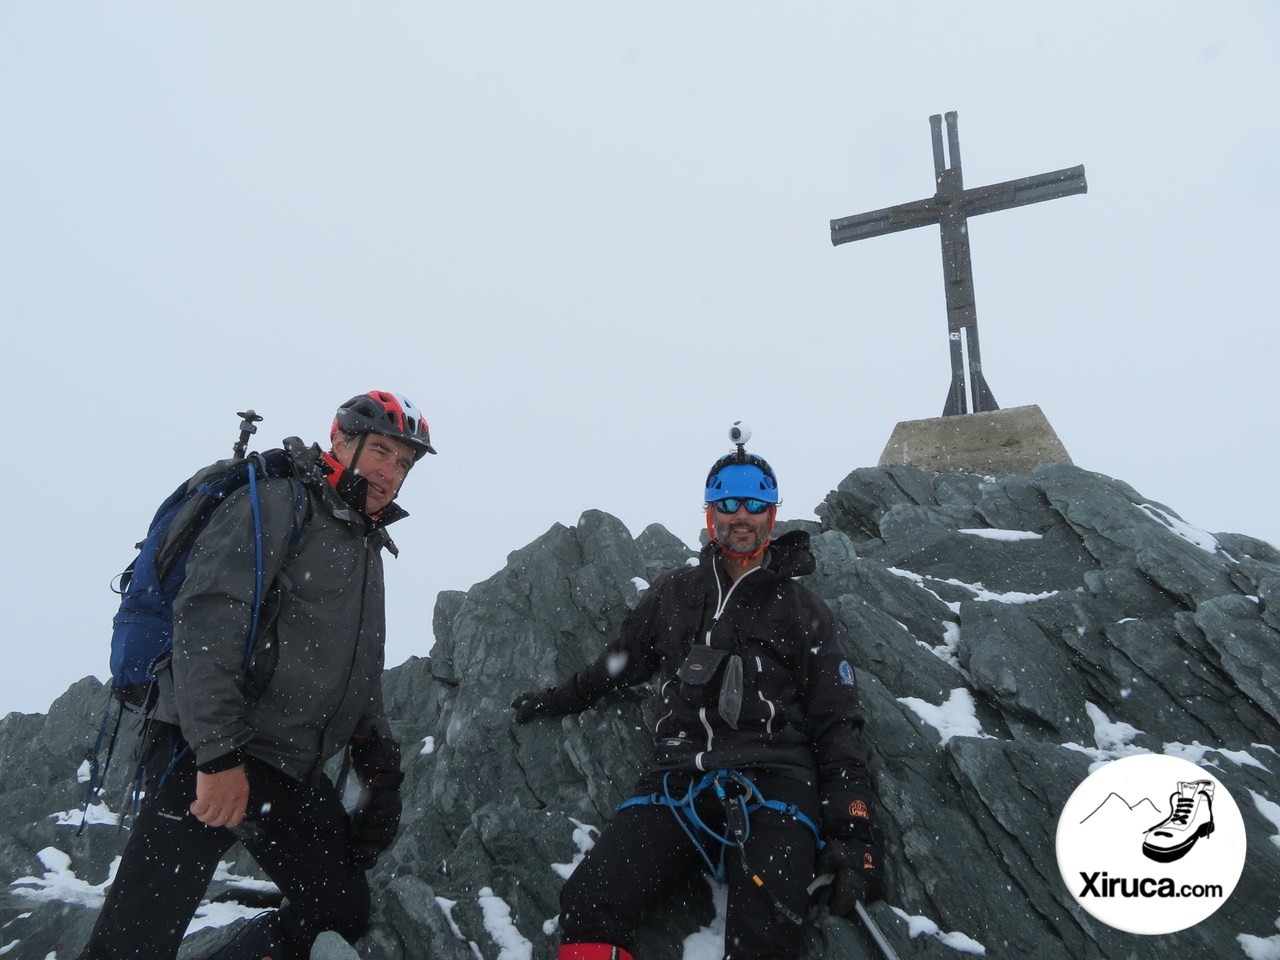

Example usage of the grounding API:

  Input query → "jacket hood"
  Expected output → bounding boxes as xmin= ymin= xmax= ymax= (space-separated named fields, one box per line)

xmin=307 ymin=442 xmax=409 ymax=529
xmin=700 ymin=528 xmax=815 ymax=580
xmin=284 ymin=438 xmax=403 ymax=555
xmin=766 ymin=529 xmax=817 ymax=577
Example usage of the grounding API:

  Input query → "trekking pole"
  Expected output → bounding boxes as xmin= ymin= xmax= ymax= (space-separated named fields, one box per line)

xmin=854 ymin=901 xmax=900 ymax=960
xmin=233 ymin=409 xmax=262 ymax=459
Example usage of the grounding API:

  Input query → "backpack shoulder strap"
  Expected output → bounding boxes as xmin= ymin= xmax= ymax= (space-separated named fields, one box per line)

xmin=279 ymin=437 xmax=324 ymax=543
xmin=153 ymin=458 xmax=251 ymax=582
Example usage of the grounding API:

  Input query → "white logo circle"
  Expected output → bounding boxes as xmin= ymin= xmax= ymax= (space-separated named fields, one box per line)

xmin=1056 ymin=754 xmax=1246 ymax=934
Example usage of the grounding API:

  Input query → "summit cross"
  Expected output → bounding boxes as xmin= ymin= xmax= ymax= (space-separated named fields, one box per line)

xmin=831 ymin=111 xmax=1087 ymax=416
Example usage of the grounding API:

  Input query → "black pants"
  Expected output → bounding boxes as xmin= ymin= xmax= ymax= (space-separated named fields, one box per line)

xmin=559 ymin=770 xmax=820 ymax=960
xmin=77 ymin=729 xmax=369 ymax=960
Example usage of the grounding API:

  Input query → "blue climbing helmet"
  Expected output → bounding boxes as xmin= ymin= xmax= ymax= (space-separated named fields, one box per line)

xmin=703 ymin=421 xmax=780 ymax=505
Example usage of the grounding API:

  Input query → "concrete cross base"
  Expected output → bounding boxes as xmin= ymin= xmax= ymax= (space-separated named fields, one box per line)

xmin=878 ymin=404 xmax=1072 ymax=476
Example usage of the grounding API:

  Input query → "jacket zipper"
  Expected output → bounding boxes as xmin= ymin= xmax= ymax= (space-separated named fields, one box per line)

xmin=310 ymin=533 xmax=372 ymax=779
xmin=754 ymin=655 xmax=777 ymax=733
xmin=656 ymin=678 xmax=677 ymax=735
xmin=694 ymin=564 xmax=759 ymax=770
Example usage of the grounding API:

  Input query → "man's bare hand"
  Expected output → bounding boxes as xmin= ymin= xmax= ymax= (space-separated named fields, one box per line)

xmin=190 ymin=766 xmax=250 ymax=828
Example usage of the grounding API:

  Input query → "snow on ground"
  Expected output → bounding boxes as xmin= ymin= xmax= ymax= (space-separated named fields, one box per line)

xmin=933 ymin=578 xmax=1060 ymax=605
xmin=435 ymin=897 xmax=484 ymax=960
xmin=1062 ymin=704 xmax=1273 ymax=780
xmin=680 ymin=879 xmax=727 ymax=960
xmin=210 ymin=861 xmax=280 ymax=896
xmin=183 ymin=863 xmax=280 ymax=935
xmin=897 ymin=688 xmax=991 ymax=747
xmin=632 ymin=577 xmax=649 ymax=591
xmin=1135 ymin=502 xmax=1220 ymax=554
xmin=551 ymin=817 xmax=599 ymax=880
xmin=890 ymin=905 xmax=986 ymax=954
xmin=918 ymin=620 xmax=963 ymax=671
xmin=1239 ymin=918 xmax=1280 ymax=960
xmin=10 ymin=848 xmax=116 ymax=909
xmin=1252 ymin=791 xmax=1280 ymax=850
xmin=884 ymin=566 xmax=1059 ymax=607
xmin=885 ymin=567 xmax=961 ymax=615
xmin=51 ymin=802 xmax=119 ymax=829
xmin=1062 ymin=702 xmax=1147 ymax=770
xmin=11 ymin=848 xmax=277 ymax=940
xmin=185 ymin=900 xmax=266 ymax=936
xmin=476 ymin=887 xmax=532 ymax=960
xmin=1165 ymin=741 xmax=1272 ymax=771
xmin=1084 ymin=702 xmax=1144 ymax=755
xmin=957 ymin=528 xmax=1042 ymax=541
xmin=0 ymin=938 xmax=55 ymax=960
xmin=420 ymin=735 xmax=436 ymax=756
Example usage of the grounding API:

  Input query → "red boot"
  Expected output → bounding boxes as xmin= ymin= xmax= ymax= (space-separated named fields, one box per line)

xmin=559 ymin=944 xmax=634 ymax=960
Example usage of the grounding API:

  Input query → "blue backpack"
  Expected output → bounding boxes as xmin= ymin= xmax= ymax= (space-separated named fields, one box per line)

xmin=83 ymin=425 xmax=312 ymax=827
xmin=108 ymin=447 xmax=306 ymax=707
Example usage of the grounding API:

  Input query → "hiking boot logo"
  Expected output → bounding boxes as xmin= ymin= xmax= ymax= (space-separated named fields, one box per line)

xmin=1056 ymin=753 xmax=1247 ymax=936
xmin=1142 ymin=779 xmax=1214 ymax=863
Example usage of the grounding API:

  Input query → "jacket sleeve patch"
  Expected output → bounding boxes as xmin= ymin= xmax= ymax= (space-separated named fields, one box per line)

xmin=838 ymin=660 xmax=857 ymax=687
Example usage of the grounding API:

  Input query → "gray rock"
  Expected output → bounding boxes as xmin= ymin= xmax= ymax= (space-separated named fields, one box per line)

xmin=311 ymin=930 xmax=361 ymax=960
xmin=3 ymin=463 xmax=1277 ymax=960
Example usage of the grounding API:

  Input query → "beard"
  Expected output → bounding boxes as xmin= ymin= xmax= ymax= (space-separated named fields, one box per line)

xmin=713 ymin=516 xmax=769 ymax=557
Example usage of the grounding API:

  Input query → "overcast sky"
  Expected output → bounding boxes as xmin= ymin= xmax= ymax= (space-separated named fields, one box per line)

xmin=2 ymin=3 xmax=1277 ymax=716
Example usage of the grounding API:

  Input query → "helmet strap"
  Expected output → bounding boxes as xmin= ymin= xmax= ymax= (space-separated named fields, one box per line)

xmin=326 ymin=434 xmax=372 ymax=514
xmin=705 ymin=505 xmax=776 ymax=567
xmin=348 ymin=432 xmax=368 ymax=469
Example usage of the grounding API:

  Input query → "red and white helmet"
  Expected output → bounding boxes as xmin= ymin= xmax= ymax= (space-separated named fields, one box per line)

xmin=332 ymin=390 xmax=436 ymax=460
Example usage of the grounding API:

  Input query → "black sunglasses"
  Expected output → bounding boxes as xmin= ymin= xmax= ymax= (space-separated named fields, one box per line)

xmin=711 ymin=498 xmax=772 ymax=515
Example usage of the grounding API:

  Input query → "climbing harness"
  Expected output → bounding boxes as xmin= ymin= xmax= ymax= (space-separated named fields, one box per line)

xmin=617 ymin=769 xmax=822 ymax=926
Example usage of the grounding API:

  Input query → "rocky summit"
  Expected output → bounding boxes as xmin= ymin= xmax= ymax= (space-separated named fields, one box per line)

xmin=1 ymin=462 xmax=1278 ymax=959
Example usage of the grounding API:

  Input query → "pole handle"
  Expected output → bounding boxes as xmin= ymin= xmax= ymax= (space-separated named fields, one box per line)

xmin=233 ymin=409 xmax=263 ymax=459
xmin=854 ymin=901 xmax=901 ymax=960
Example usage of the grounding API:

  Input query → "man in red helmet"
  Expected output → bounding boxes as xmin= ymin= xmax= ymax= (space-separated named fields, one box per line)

xmin=512 ymin=428 xmax=881 ymax=960
xmin=77 ymin=391 xmax=435 ymax=960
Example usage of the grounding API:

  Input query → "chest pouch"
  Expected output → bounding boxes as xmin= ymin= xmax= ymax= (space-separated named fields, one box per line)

xmin=677 ymin=646 xmax=745 ymax=728
xmin=677 ymin=645 xmax=730 ymax=706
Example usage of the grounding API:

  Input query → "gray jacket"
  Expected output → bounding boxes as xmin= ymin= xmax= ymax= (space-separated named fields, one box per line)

xmin=154 ymin=439 xmax=400 ymax=784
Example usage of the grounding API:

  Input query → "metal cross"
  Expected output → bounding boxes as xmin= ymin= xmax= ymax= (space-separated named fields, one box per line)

xmin=831 ymin=112 xmax=1086 ymax=416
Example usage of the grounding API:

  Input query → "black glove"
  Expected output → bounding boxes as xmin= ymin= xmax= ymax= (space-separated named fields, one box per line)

xmin=511 ymin=677 xmax=591 ymax=724
xmin=348 ymin=718 xmax=403 ymax=870
xmin=814 ymin=824 xmax=884 ymax=916
xmin=349 ymin=781 xmax=402 ymax=870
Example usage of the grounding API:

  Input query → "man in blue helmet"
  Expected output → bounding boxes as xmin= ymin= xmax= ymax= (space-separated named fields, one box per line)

xmin=513 ymin=425 xmax=881 ymax=960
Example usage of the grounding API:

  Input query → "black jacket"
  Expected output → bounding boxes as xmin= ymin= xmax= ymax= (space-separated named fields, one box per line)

xmin=571 ymin=530 xmax=874 ymax=835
